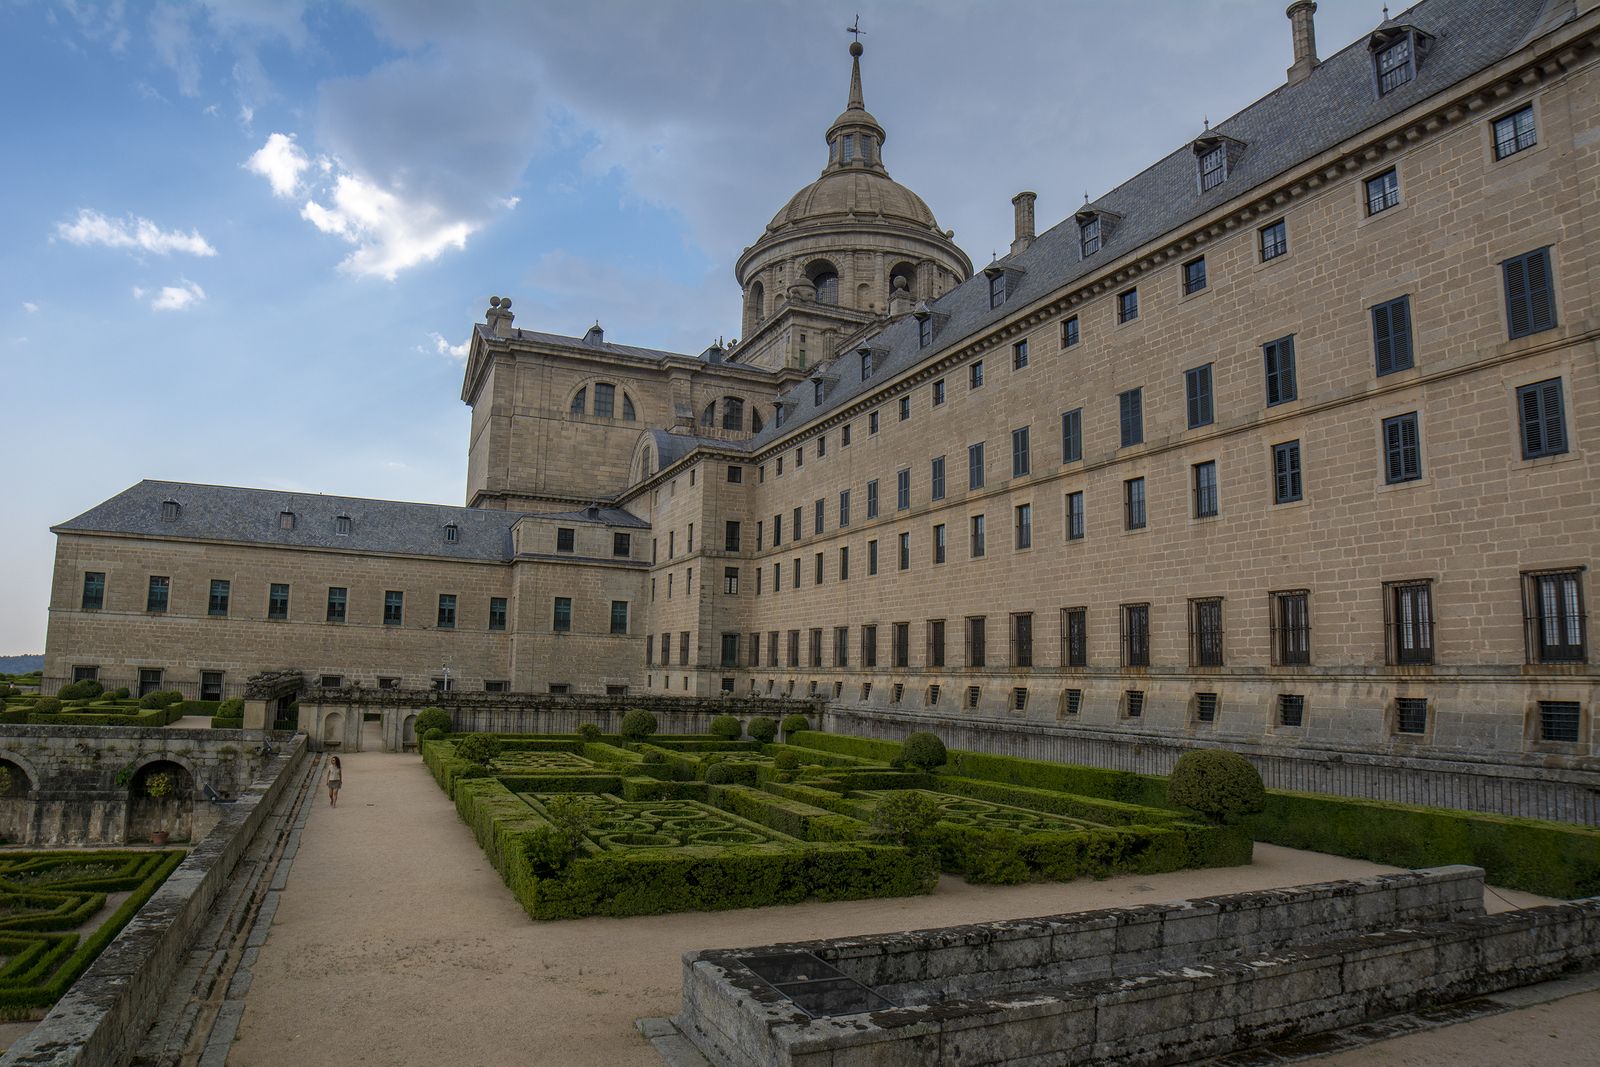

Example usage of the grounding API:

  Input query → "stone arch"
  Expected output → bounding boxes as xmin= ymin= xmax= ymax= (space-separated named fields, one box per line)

xmin=744 ymin=280 xmax=766 ymax=335
xmin=0 ymin=756 xmax=32 ymax=845
xmin=128 ymin=758 xmax=195 ymax=843
xmin=322 ymin=711 xmax=345 ymax=747
xmin=401 ymin=714 xmax=418 ymax=749
xmin=0 ymin=750 xmax=43 ymax=794
xmin=806 ymin=260 xmax=839 ymax=305
xmin=890 ymin=260 xmax=917 ymax=298
xmin=566 ymin=378 xmax=638 ymax=422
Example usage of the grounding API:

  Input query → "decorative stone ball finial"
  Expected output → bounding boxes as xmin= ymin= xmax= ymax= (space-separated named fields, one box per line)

xmin=849 ymin=41 xmax=862 ymax=58
xmin=500 ymin=298 xmax=511 ymax=309
xmin=489 ymin=296 xmax=501 ymax=308
xmin=893 ymin=275 xmax=909 ymax=291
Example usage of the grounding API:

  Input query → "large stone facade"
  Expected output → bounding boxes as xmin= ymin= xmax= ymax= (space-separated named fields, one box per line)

xmin=41 ymin=1 xmax=1600 ymax=786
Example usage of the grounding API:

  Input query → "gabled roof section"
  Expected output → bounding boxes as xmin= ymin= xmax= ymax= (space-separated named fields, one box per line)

xmin=526 ymin=506 xmax=651 ymax=529
xmin=55 ymin=480 xmax=523 ymax=561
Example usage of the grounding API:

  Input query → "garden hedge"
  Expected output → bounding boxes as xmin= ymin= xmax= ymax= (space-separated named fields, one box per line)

xmin=709 ymin=784 xmax=866 ymax=843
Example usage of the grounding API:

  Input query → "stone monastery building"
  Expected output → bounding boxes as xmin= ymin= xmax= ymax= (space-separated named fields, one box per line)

xmin=45 ymin=0 xmax=1600 ymax=781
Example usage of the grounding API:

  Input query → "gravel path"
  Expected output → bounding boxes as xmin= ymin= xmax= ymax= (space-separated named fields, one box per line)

xmin=225 ymin=747 xmax=1565 ymax=1067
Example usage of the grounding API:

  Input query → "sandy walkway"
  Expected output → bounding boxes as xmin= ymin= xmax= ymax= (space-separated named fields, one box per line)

xmin=226 ymin=749 xmax=1559 ymax=1067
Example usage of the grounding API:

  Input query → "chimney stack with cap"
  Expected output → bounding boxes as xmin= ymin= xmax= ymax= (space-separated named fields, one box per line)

xmin=1010 ymin=191 xmax=1037 ymax=256
xmin=486 ymin=295 xmax=516 ymax=337
xmin=1286 ymin=1 xmax=1319 ymax=85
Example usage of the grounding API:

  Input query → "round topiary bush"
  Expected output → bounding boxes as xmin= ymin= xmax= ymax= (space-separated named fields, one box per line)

xmin=139 ymin=690 xmax=183 ymax=710
xmin=217 ymin=697 xmax=245 ymax=717
xmin=576 ymin=723 xmax=603 ymax=742
xmin=708 ymin=715 xmax=743 ymax=741
xmin=772 ymin=750 xmax=801 ymax=771
xmin=1167 ymin=749 xmax=1265 ymax=822
xmin=898 ymin=732 xmax=947 ymax=771
xmin=703 ymin=761 xmax=739 ymax=785
xmin=746 ymin=717 xmax=777 ymax=743
xmin=414 ymin=707 xmax=452 ymax=737
xmin=452 ymin=732 xmax=503 ymax=766
xmin=869 ymin=790 xmax=944 ymax=852
xmin=780 ymin=714 xmax=811 ymax=738
xmin=31 ymin=697 xmax=63 ymax=715
xmin=421 ymin=727 xmax=447 ymax=743
xmin=619 ymin=709 xmax=658 ymax=742
xmin=110 ymin=687 xmax=131 ymax=700
xmin=58 ymin=679 xmax=104 ymax=701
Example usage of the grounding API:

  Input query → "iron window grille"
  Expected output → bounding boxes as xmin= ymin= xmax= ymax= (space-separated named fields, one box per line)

xmin=1013 ymin=339 xmax=1029 ymax=370
xmin=1278 ymin=694 xmax=1306 ymax=727
xmin=1124 ymin=478 xmax=1146 ymax=530
xmin=1260 ymin=220 xmax=1288 ymax=261
xmin=869 ymin=411 xmax=879 ymax=434
xmin=1194 ymin=461 xmax=1218 ymax=518
xmin=932 ymin=379 xmax=945 ymax=406
xmin=1493 ymin=105 xmax=1537 ymax=160
xmin=1271 ymin=590 xmax=1311 ymax=665
xmin=1013 ymin=688 xmax=1029 ymax=711
xmin=927 ymin=685 xmax=941 ymax=706
xmin=1383 ymin=413 xmax=1422 ymax=484
xmin=1063 ymin=689 xmax=1083 ymax=716
xmin=1183 ymin=256 xmax=1207 ymax=295
xmin=860 ymin=682 xmax=872 ymax=701
xmin=1384 ymin=580 xmax=1435 ymax=666
xmin=1011 ymin=613 xmax=1034 ymax=668
xmin=1120 ymin=603 xmax=1151 ymax=667
xmin=1189 ymin=598 xmax=1224 ymax=667
xmin=1538 ymin=701 xmax=1581 ymax=743
xmin=899 ymin=396 xmax=911 ymax=421
xmin=1062 ymin=316 xmax=1080 ymax=347
xmin=1365 ymin=168 xmax=1400 ymax=215
xmin=966 ymin=617 xmax=987 ymax=667
xmin=928 ymin=620 xmax=946 ymax=667
xmin=970 ymin=514 xmax=986 ymax=557
xmin=967 ymin=686 xmax=981 ymax=709
xmin=1066 ymin=492 xmax=1085 ymax=541
xmin=1117 ymin=288 xmax=1139 ymax=324
xmin=1195 ymin=693 xmax=1219 ymax=723
xmin=556 ymin=528 xmax=575 ymax=552
xmin=1063 ymin=607 xmax=1088 ymax=667
xmin=1124 ymin=690 xmax=1145 ymax=718
xmin=1522 ymin=569 xmax=1586 ymax=663
xmin=1395 ymin=697 xmax=1429 ymax=735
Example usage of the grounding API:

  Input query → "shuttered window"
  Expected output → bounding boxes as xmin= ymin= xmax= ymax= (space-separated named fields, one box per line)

xmin=1061 ymin=408 xmax=1082 ymax=463
xmin=1264 ymin=336 xmax=1297 ymax=405
xmin=1382 ymin=412 xmax=1422 ymax=484
xmin=1372 ymin=295 xmax=1413 ymax=375
xmin=1272 ymin=441 xmax=1302 ymax=504
xmin=1185 ymin=364 xmax=1213 ymax=428
xmin=1516 ymin=378 xmax=1567 ymax=459
xmin=1118 ymin=388 xmax=1143 ymax=447
xmin=1503 ymin=248 xmax=1556 ymax=340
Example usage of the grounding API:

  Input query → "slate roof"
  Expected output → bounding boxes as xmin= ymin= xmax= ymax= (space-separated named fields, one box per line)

xmin=739 ymin=0 xmax=1552 ymax=454
xmin=529 ymin=506 xmax=653 ymax=529
xmin=56 ymin=480 xmax=528 ymax=561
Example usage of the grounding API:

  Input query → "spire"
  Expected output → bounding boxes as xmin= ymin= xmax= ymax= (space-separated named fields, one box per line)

xmin=847 ymin=40 xmax=865 ymax=111
xmin=824 ymin=25 xmax=886 ymax=174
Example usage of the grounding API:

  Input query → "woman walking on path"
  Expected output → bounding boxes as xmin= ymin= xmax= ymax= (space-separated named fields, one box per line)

xmin=326 ymin=755 xmax=342 ymax=807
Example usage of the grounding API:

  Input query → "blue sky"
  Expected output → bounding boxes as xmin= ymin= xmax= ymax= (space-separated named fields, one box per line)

xmin=0 ymin=0 xmax=1386 ymax=651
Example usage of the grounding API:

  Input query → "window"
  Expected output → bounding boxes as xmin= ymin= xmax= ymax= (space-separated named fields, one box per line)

xmin=1494 ymin=105 xmax=1537 ymax=159
xmin=814 ymin=380 xmax=825 ymax=405
xmin=593 ymin=383 xmax=616 ymax=419
xmin=489 ymin=597 xmax=507 ymax=631
xmin=1372 ymin=296 xmax=1414 ymax=375
xmin=1183 ymin=256 xmax=1207 ymax=295
xmin=1124 ymin=691 xmax=1145 ymax=719
xmin=1080 ymin=216 xmax=1101 ymax=256
xmin=161 ymin=499 xmax=180 ymax=521
xmin=1396 ymin=697 xmax=1429 ymax=735
xmin=1523 ymin=569 xmax=1586 ymax=663
xmin=1184 ymin=364 xmax=1214 ymax=429
xmin=279 ymin=510 xmax=296 ymax=531
xmin=1062 ymin=316 xmax=1080 ymax=348
xmin=724 ymin=521 xmax=741 ymax=552
xmin=727 ymin=465 xmax=743 ymax=484
xmin=1014 ymin=504 xmax=1032 ymax=549
xmin=1012 ymin=338 xmax=1029 ymax=370
xmin=1260 ymin=219 xmax=1288 ymax=261
xmin=335 ymin=514 xmax=352 ymax=536
xmin=814 ymin=500 xmax=824 ymax=535
xmin=680 ymin=631 xmax=691 ymax=666
xmin=1516 ymin=378 xmax=1568 ymax=459
xmin=1198 ymin=144 xmax=1227 ymax=191
xmin=556 ymin=528 xmax=575 ymax=553
xmin=1503 ymin=248 xmax=1557 ymax=339
xmin=1382 ymin=413 xmax=1422 ymax=484
xmin=1119 ymin=389 xmax=1143 ymax=447
xmin=814 ymin=553 xmax=823 ymax=585
xmin=869 ymin=411 xmax=880 ymax=434
xmin=898 ymin=395 xmax=911 ymax=422
xmin=839 ymin=490 xmax=851 ymax=527
xmin=898 ymin=531 xmax=910 ymax=571
xmin=931 ymin=457 xmax=946 ymax=501
xmin=81 ymin=572 xmax=105 ymax=610
xmin=863 ymin=625 xmax=878 ymax=667
xmin=1264 ymin=336 xmax=1297 ymax=405
xmin=896 ymin=469 xmax=910 ymax=510
xmin=199 ymin=671 xmax=224 ymax=701
xmin=437 ymin=593 xmax=456 ymax=629
xmin=1066 ymin=491 xmax=1085 ymax=540
xmin=1189 ymin=460 xmax=1220 ymax=518
xmin=137 ymin=668 xmax=163 ymax=697
xmin=927 ymin=684 xmax=941 ymax=706
xmin=1011 ymin=427 xmax=1031 ymax=477
xmin=835 ymin=626 xmax=849 ymax=667
xmin=964 ymin=686 xmax=980 ymax=709
xmin=772 ymin=515 xmax=781 ymax=546
xmin=1117 ymin=288 xmax=1139 ymax=324
xmin=1376 ymin=35 xmax=1414 ymax=94
xmin=1011 ymin=613 xmax=1033 ymax=668
xmin=1272 ymin=590 xmax=1311 ymax=665
xmin=146 ymin=576 xmax=169 ymax=613
xmin=792 ymin=557 xmax=800 ymax=586
xmin=260 ymin=582 xmax=288 ymax=620
xmin=1365 ymin=168 xmax=1400 ymax=215
xmin=968 ymin=442 xmax=986 ymax=488
xmin=970 ymin=361 xmax=984 ymax=389
xmin=1012 ymin=688 xmax=1029 ymax=711
xmin=970 ymin=514 xmax=986 ymax=558
xmin=967 ymin=616 xmax=987 ymax=667
xmin=1278 ymin=694 xmax=1306 ymax=727
xmin=1063 ymin=689 xmax=1083 ymax=716
xmin=209 ymin=579 xmax=231 ymax=617
xmin=1121 ymin=603 xmax=1150 ymax=667
xmin=1189 ymin=598 xmax=1224 ymax=667
xmin=1061 ymin=409 xmax=1082 ymax=464
xmin=721 ymin=397 xmax=744 ymax=431
xmin=842 ymin=424 xmax=851 ymax=446
xmin=724 ymin=567 xmax=740 ymax=595
xmin=933 ymin=523 xmax=946 ymax=564
xmin=1386 ymin=580 xmax=1435 ymax=665
xmin=1124 ymin=478 xmax=1146 ymax=530
xmin=919 ymin=317 xmax=933 ymax=347
xmin=840 ymin=546 xmax=849 ymax=580
xmin=571 ymin=387 xmax=586 ymax=416
xmin=893 ymin=623 xmax=910 ymax=668
xmin=1273 ymin=441 xmax=1303 ymax=504
xmin=327 ymin=587 xmax=347 ymax=623
xmin=868 ymin=539 xmax=879 ymax=575
xmin=1063 ymin=607 xmax=1087 ymax=668
xmin=443 ymin=523 xmax=458 ymax=544
xmin=691 ymin=523 xmax=698 ymax=551
xmin=866 ymin=480 xmax=880 ymax=519
xmin=1539 ymin=701 xmax=1582 ymax=743
xmin=928 ymin=619 xmax=946 ymax=667
xmin=809 ymin=628 xmax=823 ymax=668
xmin=383 ymin=590 xmax=403 ymax=626
xmin=988 ymin=271 xmax=1006 ymax=309
xmin=1194 ymin=692 xmax=1218 ymax=723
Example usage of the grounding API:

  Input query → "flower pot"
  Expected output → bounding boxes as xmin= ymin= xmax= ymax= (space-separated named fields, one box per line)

xmin=150 ymin=831 xmax=170 ymax=846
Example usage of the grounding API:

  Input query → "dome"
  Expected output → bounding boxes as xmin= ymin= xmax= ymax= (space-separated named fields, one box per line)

xmin=768 ymin=169 xmax=944 ymax=234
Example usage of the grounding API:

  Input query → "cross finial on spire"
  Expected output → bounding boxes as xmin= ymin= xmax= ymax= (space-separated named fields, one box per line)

xmin=847 ymin=14 xmax=864 ymax=43
xmin=1382 ymin=4 xmax=1389 ymax=18
xmin=1203 ymin=115 xmax=1210 ymax=131
xmin=844 ymin=18 xmax=865 ymax=109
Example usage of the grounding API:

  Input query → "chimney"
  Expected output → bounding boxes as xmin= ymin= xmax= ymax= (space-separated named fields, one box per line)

xmin=485 ymin=295 xmax=515 ymax=338
xmin=1286 ymin=1 xmax=1319 ymax=85
xmin=1010 ymin=191 xmax=1037 ymax=256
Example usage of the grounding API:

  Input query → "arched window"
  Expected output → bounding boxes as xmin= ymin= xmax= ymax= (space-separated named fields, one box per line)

xmin=751 ymin=407 xmax=764 ymax=434
xmin=722 ymin=397 xmax=744 ymax=431
xmin=622 ymin=394 xmax=635 ymax=421
xmin=570 ymin=387 xmax=587 ymax=416
xmin=841 ymin=134 xmax=855 ymax=162
xmin=748 ymin=281 xmax=765 ymax=324
xmin=808 ymin=261 xmax=839 ymax=306
xmin=702 ymin=402 xmax=717 ymax=427
xmin=594 ymin=382 xmax=616 ymax=419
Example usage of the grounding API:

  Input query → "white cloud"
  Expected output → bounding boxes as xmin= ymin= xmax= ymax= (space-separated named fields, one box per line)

xmin=203 ymin=103 xmax=219 ymax=116
xmin=148 ymin=2 xmax=201 ymax=97
xmin=428 ymin=332 xmax=468 ymax=360
xmin=21 ymin=302 xmax=39 ymax=314
xmin=299 ymin=172 xmax=475 ymax=280
xmin=56 ymin=209 xmax=216 ymax=257
xmin=238 ymin=103 xmax=255 ymax=129
xmin=245 ymin=132 xmax=309 ymax=198
xmin=146 ymin=281 xmax=207 ymax=312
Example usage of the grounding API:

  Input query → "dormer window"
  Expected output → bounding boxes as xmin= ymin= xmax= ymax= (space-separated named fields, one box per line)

xmin=1376 ymin=36 xmax=1412 ymax=93
xmin=279 ymin=511 xmax=296 ymax=531
xmin=444 ymin=523 xmax=459 ymax=544
xmin=813 ymin=380 xmax=826 ymax=405
xmin=988 ymin=271 xmax=1006 ymax=309
xmin=335 ymin=515 xmax=352 ymax=536
xmin=160 ymin=499 xmax=181 ymax=522
xmin=1199 ymin=144 xmax=1227 ymax=191
xmin=1080 ymin=216 xmax=1101 ymax=256
xmin=860 ymin=348 xmax=875 ymax=378
xmin=918 ymin=316 xmax=933 ymax=347
xmin=1075 ymin=207 xmax=1121 ymax=259
xmin=1192 ymin=135 xmax=1245 ymax=194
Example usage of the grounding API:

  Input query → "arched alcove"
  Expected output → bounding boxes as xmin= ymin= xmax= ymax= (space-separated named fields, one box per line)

xmin=323 ymin=711 xmax=345 ymax=747
xmin=0 ymin=758 xmax=33 ymax=844
xmin=806 ymin=260 xmax=839 ymax=305
xmin=128 ymin=759 xmax=195 ymax=843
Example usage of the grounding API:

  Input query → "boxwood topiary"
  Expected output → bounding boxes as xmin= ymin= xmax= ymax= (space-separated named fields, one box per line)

xmin=31 ymin=697 xmax=63 ymax=715
xmin=708 ymin=715 xmax=743 ymax=741
xmin=897 ymin=732 xmax=947 ymax=771
xmin=110 ymin=687 xmax=131 ymax=700
xmin=747 ymin=717 xmax=777 ymax=743
xmin=421 ymin=727 xmax=447 ymax=743
xmin=217 ymin=697 xmax=245 ymax=717
xmin=772 ymin=750 xmax=801 ymax=771
xmin=619 ymin=709 xmax=658 ymax=742
xmin=1168 ymin=749 xmax=1265 ymax=823
xmin=58 ymin=680 xmax=104 ymax=701
xmin=414 ymin=707 xmax=452 ymax=737
xmin=453 ymin=732 xmax=504 ymax=766
xmin=780 ymin=714 xmax=811 ymax=737
xmin=576 ymin=723 xmax=603 ymax=742
xmin=703 ymin=761 xmax=739 ymax=785
xmin=139 ymin=690 xmax=183 ymax=710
